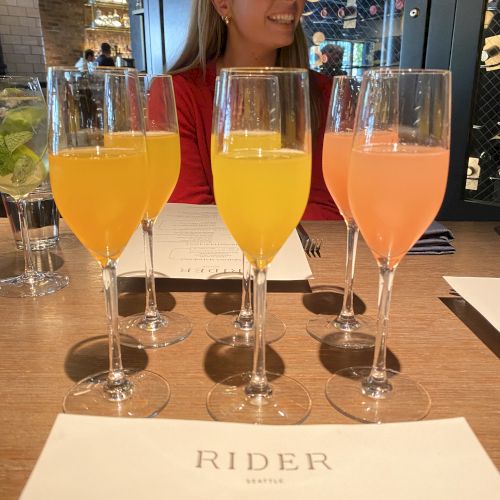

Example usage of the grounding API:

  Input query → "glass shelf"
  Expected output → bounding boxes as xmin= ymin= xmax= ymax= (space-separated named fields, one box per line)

xmin=85 ymin=2 xmax=129 ymax=9
xmin=85 ymin=26 xmax=130 ymax=33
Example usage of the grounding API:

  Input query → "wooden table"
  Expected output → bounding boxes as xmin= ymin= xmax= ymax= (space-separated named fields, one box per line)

xmin=0 ymin=219 xmax=499 ymax=498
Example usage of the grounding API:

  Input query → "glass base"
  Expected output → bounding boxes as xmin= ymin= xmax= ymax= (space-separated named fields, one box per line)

xmin=206 ymin=310 xmax=285 ymax=347
xmin=207 ymin=371 xmax=311 ymax=424
xmin=119 ymin=311 xmax=192 ymax=349
xmin=0 ymin=271 xmax=69 ymax=298
xmin=63 ymin=369 xmax=170 ymax=417
xmin=325 ymin=366 xmax=431 ymax=423
xmin=306 ymin=314 xmax=375 ymax=349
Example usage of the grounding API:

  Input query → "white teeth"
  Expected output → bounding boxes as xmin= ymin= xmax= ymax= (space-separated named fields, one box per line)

xmin=269 ymin=14 xmax=294 ymax=23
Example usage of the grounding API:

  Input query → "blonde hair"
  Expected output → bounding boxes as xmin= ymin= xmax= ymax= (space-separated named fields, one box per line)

xmin=170 ymin=0 xmax=322 ymax=134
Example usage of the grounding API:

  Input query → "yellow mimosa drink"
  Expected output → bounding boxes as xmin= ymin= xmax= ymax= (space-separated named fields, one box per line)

xmin=49 ymin=147 xmax=148 ymax=265
xmin=349 ymin=144 xmax=449 ymax=267
xmin=213 ymin=149 xmax=311 ymax=268
xmin=322 ymin=131 xmax=354 ymax=220
xmin=144 ymin=131 xmax=180 ymax=220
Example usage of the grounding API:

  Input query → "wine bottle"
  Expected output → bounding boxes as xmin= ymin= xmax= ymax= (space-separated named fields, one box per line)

xmin=476 ymin=128 xmax=500 ymax=202
xmin=481 ymin=45 xmax=500 ymax=62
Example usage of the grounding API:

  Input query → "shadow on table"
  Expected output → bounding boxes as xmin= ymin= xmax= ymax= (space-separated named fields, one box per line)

xmin=204 ymin=291 xmax=241 ymax=315
xmin=118 ymin=276 xmax=310 ymax=294
xmin=203 ymin=343 xmax=285 ymax=384
xmin=118 ymin=291 xmax=177 ymax=317
xmin=64 ymin=335 xmax=149 ymax=382
xmin=302 ymin=285 xmax=367 ymax=315
xmin=203 ymin=281 xmax=312 ymax=315
xmin=0 ymin=248 xmax=65 ymax=279
xmin=441 ymin=297 xmax=500 ymax=358
xmin=318 ymin=344 xmax=400 ymax=375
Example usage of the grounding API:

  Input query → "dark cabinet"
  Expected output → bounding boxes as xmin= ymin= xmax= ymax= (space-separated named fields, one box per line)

xmin=129 ymin=0 xmax=191 ymax=73
xmin=302 ymin=0 xmax=500 ymax=220
xmin=128 ymin=0 xmax=146 ymax=72
xmin=128 ymin=0 xmax=165 ymax=74
xmin=426 ymin=0 xmax=500 ymax=219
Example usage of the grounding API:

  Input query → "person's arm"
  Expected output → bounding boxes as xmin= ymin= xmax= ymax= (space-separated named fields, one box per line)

xmin=169 ymin=74 xmax=214 ymax=205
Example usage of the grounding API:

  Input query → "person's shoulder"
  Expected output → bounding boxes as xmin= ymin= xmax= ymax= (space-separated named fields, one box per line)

xmin=172 ymin=64 xmax=215 ymax=115
xmin=172 ymin=65 xmax=206 ymax=88
xmin=75 ymin=58 xmax=85 ymax=71
xmin=172 ymin=60 xmax=216 ymax=85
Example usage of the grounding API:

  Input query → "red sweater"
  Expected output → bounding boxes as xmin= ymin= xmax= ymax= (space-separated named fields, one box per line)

xmin=170 ymin=62 xmax=341 ymax=220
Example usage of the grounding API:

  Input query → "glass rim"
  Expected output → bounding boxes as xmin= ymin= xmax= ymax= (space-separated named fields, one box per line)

xmin=333 ymin=74 xmax=363 ymax=81
xmin=0 ymin=75 xmax=41 ymax=82
xmin=365 ymin=68 xmax=451 ymax=76
xmin=138 ymin=73 xmax=172 ymax=80
xmin=220 ymin=67 xmax=308 ymax=75
xmin=48 ymin=65 xmax=138 ymax=75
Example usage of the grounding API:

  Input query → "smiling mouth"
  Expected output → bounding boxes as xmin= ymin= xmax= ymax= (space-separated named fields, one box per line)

xmin=268 ymin=14 xmax=295 ymax=25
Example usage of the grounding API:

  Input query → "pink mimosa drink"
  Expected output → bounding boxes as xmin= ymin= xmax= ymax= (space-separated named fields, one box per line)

xmin=323 ymin=131 xmax=354 ymax=220
xmin=349 ymin=143 xmax=449 ymax=267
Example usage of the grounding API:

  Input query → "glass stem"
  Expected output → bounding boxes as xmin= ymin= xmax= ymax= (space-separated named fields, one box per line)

xmin=17 ymin=198 xmax=36 ymax=278
xmin=235 ymin=254 xmax=253 ymax=329
xmin=102 ymin=259 xmax=132 ymax=401
xmin=336 ymin=220 xmax=359 ymax=328
xmin=142 ymin=218 xmax=161 ymax=320
xmin=362 ymin=263 xmax=395 ymax=399
xmin=245 ymin=266 xmax=272 ymax=400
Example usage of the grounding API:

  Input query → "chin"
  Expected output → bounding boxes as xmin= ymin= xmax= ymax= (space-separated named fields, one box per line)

xmin=274 ymin=35 xmax=295 ymax=50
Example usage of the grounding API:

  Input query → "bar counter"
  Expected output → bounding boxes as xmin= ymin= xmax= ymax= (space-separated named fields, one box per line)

xmin=0 ymin=219 xmax=499 ymax=498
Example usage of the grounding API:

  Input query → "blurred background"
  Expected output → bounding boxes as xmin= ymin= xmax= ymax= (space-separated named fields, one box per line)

xmin=0 ymin=0 xmax=499 ymax=219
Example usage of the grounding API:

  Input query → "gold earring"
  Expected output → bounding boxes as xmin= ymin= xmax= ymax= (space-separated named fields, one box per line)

xmin=222 ymin=15 xmax=230 ymax=25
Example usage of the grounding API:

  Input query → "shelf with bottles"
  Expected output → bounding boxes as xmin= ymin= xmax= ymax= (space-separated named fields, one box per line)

xmin=303 ymin=1 xmax=404 ymax=26
xmin=463 ymin=1 xmax=500 ymax=203
xmin=84 ymin=1 xmax=130 ymax=31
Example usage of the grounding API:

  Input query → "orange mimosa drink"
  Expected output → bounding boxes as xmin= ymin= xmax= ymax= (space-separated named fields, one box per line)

xmin=104 ymin=131 xmax=180 ymax=220
xmin=144 ymin=131 xmax=180 ymax=220
xmin=49 ymin=147 xmax=148 ymax=265
xmin=349 ymin=144 xmax=449 ymax=267
xmin=213 ymin=148 xmax=311 ymax=268
xmin=103 ymin=131 xmax=144 ymax=149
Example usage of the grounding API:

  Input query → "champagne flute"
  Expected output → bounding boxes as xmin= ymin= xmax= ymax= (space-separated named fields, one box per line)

xmin=206 ymin=76 xmax=285 ymax=348
xmin=326 ymin=69 xmax=451 ymax=423
xmin=0 ymin=76 xmax=68 ymax=297
xmin=47 ymin=67 xmax=170 ymax=416
xmin=307 ymin=75 xmax=375 ymax=349
xmin=120 ymin=74 xmax=192 ymax=349
xmin=207 ymin=68 xmax=312 ymax=424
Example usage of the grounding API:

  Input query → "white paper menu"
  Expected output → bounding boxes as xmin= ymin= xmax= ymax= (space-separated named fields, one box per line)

xmin=117 ymin=204 xmax=312 ymax=281
xmin=444 ymin=276 xmax=500 ymax=332
xmin=21 ymin=415 xmax=499 ymax=500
